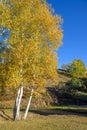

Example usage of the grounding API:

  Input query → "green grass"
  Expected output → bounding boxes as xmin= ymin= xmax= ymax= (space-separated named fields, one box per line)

xmin=44 ymin=105 xmax=87 ymax=114
xmin=0 ymin=106 xmax=87 ymax=130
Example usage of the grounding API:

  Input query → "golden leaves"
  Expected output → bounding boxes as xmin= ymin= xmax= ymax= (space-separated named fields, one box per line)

xmin=0 ymin=0 xmax=63 ymax=89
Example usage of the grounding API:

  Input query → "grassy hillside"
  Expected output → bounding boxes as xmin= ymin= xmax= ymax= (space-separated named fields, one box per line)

xmin=54 ymin=69 xmax=87 ymax=105
xmin=58 ymin=69 xmax=71 ymax=83
xmin=0 ymin=69 xmax=87 ymax=107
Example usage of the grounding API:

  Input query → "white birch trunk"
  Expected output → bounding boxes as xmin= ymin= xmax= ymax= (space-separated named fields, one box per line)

xmin=0 ymin=0 xmax=6 ymax=4
xmin=23 ymin=89 xmax=34 ymax=120
xmin=13 ymin=63 xmax=23 ymax=120
xmin=13 ymin=86 xmax=23 ymax=120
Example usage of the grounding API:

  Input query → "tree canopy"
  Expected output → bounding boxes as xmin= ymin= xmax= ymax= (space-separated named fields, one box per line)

xmin=0 ymin=0 xmax=63 ymax=90
xmin=69 ymin=59 xmax=86 ymax=78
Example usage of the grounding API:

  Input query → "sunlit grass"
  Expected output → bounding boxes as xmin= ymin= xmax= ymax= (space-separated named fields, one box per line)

xmin=0 ymin=106 xmax=87 ymax=130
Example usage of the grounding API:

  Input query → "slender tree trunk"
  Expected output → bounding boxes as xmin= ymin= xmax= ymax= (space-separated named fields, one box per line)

xmin=23 ymin=89 xmax=34 ymax=120
xmin=0 ymin=0 xmax=6 ymax=4
xmin=13 ymin=63 xmax=23 ymax=120
xmin=13 ymin=86 xmax=23 ymax=120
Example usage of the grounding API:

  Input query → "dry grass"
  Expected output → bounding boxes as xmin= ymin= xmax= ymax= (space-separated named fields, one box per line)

xmin=0 ymin=107 xmax=87 ymax=130
xmin=58 ymin=69 xmax=71 ymax=83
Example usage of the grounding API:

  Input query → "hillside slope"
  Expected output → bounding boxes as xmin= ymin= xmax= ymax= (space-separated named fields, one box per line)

xmin=58 ymin=69 xmax=71 ymax=83
xmin=48 ymin=69 xmax=87 ymax=105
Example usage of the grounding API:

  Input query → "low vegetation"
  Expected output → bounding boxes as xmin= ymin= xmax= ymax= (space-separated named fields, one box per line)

xmin=0 ymin=106 xmax=87 ymax=130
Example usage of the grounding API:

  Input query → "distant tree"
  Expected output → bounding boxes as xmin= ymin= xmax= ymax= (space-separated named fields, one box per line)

xmin=61 ymin=63 xmax=72 ymax=71
xmin=69 ymin=59 xmax=86 ymax=78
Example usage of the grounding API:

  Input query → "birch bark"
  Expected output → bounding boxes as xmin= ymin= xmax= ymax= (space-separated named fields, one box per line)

xmin=13 ymin=86 xmax=23 ymax=120
xmin=23 ymin=89 xmax=34 ymax=120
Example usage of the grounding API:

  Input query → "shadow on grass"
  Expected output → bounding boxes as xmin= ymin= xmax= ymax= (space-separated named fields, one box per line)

xmin=1 ymin=106 xmax=87 ymax=120
xmin=0 ymin=110 xmax=13 ymax=120
xmin=29 ymin=108 xmax=87 ymax=117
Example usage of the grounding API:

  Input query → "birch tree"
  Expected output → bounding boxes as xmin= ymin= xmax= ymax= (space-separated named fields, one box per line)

xmin=0 ymin=0 xmax=63 ymax=120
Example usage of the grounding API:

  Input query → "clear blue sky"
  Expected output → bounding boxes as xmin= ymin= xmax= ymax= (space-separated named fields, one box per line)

xmin=47 ymin=0 xmax=87 ymax=68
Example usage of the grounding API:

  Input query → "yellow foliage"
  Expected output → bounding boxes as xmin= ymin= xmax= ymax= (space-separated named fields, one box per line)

xmin=0 ymin=0 xmax=63 ymax=89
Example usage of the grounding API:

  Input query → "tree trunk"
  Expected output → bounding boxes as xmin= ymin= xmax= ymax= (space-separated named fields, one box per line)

xmin=23 ymin=89 xmax=34 ymax=120
xmin=13 ymin=86 xmax=23 ymax=120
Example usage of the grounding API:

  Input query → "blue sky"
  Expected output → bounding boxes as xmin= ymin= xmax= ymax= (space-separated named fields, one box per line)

xmin=47 ymin=0 xmax=87 ymax=68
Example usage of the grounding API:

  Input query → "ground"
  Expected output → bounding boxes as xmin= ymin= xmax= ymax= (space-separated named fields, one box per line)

xmin=0 ymin=106 xmax=87 ymax=130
